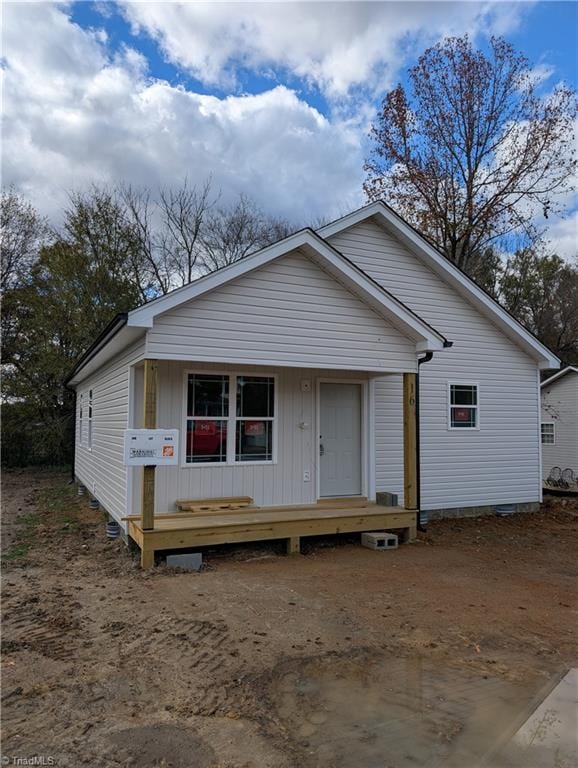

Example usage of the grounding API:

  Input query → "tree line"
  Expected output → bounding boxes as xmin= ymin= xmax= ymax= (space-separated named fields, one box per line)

xmin=0 ymin=183 xmax=293 ymax=466
xmin=1 ymin=34 xmax=576 ymax=467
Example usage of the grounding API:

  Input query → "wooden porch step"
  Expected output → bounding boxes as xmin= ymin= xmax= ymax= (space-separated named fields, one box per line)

xmin=176 ymin=496 xmax=253 ymax=513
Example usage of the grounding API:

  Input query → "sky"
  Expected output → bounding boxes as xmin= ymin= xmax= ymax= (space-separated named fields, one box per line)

xmin=2 ymin=1 xmax=577 ymax=257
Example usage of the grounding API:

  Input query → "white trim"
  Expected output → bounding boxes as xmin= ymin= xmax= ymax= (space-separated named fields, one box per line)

xmin=316 ymin=377 xmax=369 ymax=499
xmin=447 ymin=381 xmax=480 ymax=431
xmin=540 ymin=421 xmax=556 ymax=445
xmin=127 ymin=229 xmax=446 ymax=352
xmin=318 ymin=201 xmax=560 ymax=370
xmin=368 ymin=377 xmax=377 ymax=502
xmin=541 ymin=366 xmax=578 ymax=388
xmin=78 ymin=392 xmax=84 ymax=446
xmin=180 ymin=369 xmax=278 ymax=468
xmin=87 ymin=388 xmax=93 ymax=451
xmin=537 ymin=369 xmax=543 ymax=503
xmin=144 ymin=351 xmax=418 ymax=374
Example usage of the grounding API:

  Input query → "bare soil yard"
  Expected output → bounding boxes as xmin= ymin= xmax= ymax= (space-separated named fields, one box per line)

xmin=1 ymin=471 xmax=577 ymax=767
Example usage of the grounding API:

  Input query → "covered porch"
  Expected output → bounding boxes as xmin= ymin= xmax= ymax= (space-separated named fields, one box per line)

xmin=127 ymin=358 xmax=421 ymax=568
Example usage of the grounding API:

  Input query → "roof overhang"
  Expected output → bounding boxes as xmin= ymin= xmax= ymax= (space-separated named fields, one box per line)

xmin=319 ymin=202 xmax=561 ymax=370
xmin=65 ymin=315 xmax=145 ymax=387
xmin=541 ymin=366 xmax=578 ymax=388
xmin=127 ymin=227 xmax=449 ymax=352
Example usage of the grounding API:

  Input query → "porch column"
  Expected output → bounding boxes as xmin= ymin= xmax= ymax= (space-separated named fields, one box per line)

xmin=141 ymin=358 xmax=158 ymax=531
xmin=403 ymin=373 xmax=418 ymax=510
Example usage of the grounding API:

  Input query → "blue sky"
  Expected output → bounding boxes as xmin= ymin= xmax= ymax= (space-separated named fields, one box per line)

xmin=3 ymin=1 xmax=577 ymax=256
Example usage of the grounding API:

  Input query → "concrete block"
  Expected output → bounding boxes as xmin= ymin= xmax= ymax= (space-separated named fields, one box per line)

xmin=376 ymin=492 xmax=399 ymax=507
xmin=361 ymin=531 xmax=398 ymax=551
xmin=166 ymin=552 xmax=203 ymax=571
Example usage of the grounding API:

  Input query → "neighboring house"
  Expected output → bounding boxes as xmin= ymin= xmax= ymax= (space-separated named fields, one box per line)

xmin=540 ymin=366 xmax=578 ymax=484
xmin=66 ymin=201 xmax=560 ymax=533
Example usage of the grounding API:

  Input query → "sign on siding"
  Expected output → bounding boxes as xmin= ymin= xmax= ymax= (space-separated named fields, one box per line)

xmin=123 ymin=429 xmax=179 ymax=466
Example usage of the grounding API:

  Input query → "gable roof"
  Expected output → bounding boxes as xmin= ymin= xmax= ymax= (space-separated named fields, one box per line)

xmin=127 ymin=227 xmax=449 ymax=352
xmin=66 ymin=226 xmax=450 ymax=386
xmin=541 ymin=366 xmax=578 ymax=388
xmin=318 ymin=201 xmax=561 ymax=370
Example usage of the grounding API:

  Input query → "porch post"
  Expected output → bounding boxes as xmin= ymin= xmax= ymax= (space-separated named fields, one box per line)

xmin=403 ymin=373 xmax=418 ymax=510
xmin=141 ymin=359 xmax=158 ymax=531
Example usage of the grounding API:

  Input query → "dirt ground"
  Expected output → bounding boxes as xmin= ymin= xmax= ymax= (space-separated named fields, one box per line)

xmin=1 ymin=470 xmax=577 ymax=768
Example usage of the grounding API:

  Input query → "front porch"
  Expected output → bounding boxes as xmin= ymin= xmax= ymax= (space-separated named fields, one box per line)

xmin=125 ymin=496 xmax=417 ymax=568
xmin=126 ymin=358 xmax=421 ymax=568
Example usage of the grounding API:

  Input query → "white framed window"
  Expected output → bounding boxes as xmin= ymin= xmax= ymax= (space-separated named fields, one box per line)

xmin=541 ymin=422 xmax=555 ymax=444
xmin=87 ymin=389 xmax=93 ymax=450
xmin=78 ymin=393 xmax=84 ymax=444
xmin=448 ymin=382 xmax=479 ymax=430
xmin=184 ymin=372 xmax=276 ymax=465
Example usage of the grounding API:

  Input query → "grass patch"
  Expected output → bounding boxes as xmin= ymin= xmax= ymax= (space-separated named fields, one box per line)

xmin=2 ymin=511 xmax=42 ymax=563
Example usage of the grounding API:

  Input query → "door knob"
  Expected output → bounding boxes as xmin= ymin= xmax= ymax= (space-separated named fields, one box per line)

xmin=320 ymin=443 xmax=325 ymax=456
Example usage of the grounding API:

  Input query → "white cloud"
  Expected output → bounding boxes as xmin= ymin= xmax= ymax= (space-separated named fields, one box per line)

xmin=119 ymin=0 xmax=528 ymax=101
xmin=545 ymin=212 xmax=578 ymax=260
xmin=1 ymin=2 xmax=364 ymax=224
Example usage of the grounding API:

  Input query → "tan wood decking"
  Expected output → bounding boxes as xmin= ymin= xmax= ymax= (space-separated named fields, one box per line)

xmin=127 ymin=499 xmax=417 ymax=568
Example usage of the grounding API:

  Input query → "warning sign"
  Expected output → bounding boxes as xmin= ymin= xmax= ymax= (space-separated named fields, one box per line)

xmin=123 ymin=429 xmax=179 ymax=466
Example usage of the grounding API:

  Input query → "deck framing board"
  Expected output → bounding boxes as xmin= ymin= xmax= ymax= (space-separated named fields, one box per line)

xmin=128 ymin=505 xmax=416 ymax=568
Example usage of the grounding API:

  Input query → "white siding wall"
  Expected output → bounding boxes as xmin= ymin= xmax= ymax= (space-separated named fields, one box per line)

xmin=541 ymin=373 xmax=578 ymax=478
xmin=144 ymin=362 xmax=373 ymax=514
xmin=329 ymin=220 xmax=542 ymax=510
xmin=75 ymin=338 xmax=145 ymax=521
xmin=146 ymin=250 xmax=417 ymax=373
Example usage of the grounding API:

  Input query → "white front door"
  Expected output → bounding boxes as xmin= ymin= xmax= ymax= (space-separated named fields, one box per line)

xmin=319 ymin=382 xmax=362 ymax=497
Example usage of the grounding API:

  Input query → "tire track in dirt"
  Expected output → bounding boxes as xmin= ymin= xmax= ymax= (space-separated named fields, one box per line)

xmin=2 ymin=593 xmax=82 ymax=661
xmin=120 ymin=614 xmax=245 ymax=717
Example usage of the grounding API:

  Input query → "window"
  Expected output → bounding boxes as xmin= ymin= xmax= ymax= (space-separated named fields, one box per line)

xmin=79 ymin=393 xmax=84 ymax=444
xmin=541 ymin=423 xmax=555 ymax=444
xmin=236 ymin=376 xmax=274 ymax=462
xmin=448 ymin=383 xmax=479 ymax=429
xmin=184 ymin=373 xmax=275 ymax=464
xmin=186 ymin=374 xmax=229 ymax=463
xmin=87 ymin=390 xmax=93 ymax=449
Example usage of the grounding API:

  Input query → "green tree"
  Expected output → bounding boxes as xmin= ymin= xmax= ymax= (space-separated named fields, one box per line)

xmin=500 ymin=250 xmax=578 ymax=366
xmin=1 ymin=192 xmax=144 ymax=466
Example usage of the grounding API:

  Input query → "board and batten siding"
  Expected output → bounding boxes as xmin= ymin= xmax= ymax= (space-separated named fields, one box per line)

xmin=147 ymin=362 xmax=374 ymax=513
xmin=75 ymin=337 xmax=145 ymax=522
xmin=146 ymin=250 xmax=417 ymax=373
xmin=329 ymin=219 xmax=542 ymax=511
xmin=541 ymin=372 xmax=578 ymax=478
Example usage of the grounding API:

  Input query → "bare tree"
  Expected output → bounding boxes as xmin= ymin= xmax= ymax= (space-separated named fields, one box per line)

xmin=364 ymin=36 xmax=577 ymax=275
xmin=0 ymin=188 xmax=50 ymax=292
xmin=159 ymin=178 xmax=216 ymax=285
xmin=199 ymin=194 xmax=292 ymax=273
xmin=121 ymin=184 xmax=172 ymax=297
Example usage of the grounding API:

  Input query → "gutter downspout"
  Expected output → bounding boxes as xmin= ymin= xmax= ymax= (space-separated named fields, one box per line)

xmin=416 ymin=341 xmax=452 ymax=531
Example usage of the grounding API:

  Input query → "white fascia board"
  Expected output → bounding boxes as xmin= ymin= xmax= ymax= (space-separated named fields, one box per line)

xmin=68 ymin=326 xmax=145 ymax=387
xmin=127 ymin=227 xmax=446 ymax=352
xmin=541 ymin=366 xmax=578 ymax=388
xmin=319 ymin=202 xmax=561 ymax=370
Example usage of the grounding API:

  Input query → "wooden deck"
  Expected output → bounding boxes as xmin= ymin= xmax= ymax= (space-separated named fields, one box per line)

xmin=127 ymin=499 xmax=417 ymax=568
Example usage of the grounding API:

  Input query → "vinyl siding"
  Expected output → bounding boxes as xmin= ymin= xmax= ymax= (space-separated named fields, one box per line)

xmin=541 ymin=372 xmax=578 ymax=478
xmin=75 ymin=337 xmax=145 ymax=522
xmin=329 ymin=219 xmax=542 ymax=510
xmin=146 ymin=250 xmax=417 ymax=373
xmin=150 ymin=362 xmax=373 ymax=513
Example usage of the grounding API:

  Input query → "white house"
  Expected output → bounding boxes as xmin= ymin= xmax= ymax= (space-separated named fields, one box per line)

xmin=540 ymin=367 xmax=578 ymax=485
xmin=67 ymin=201 xmax=559 ymax=562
